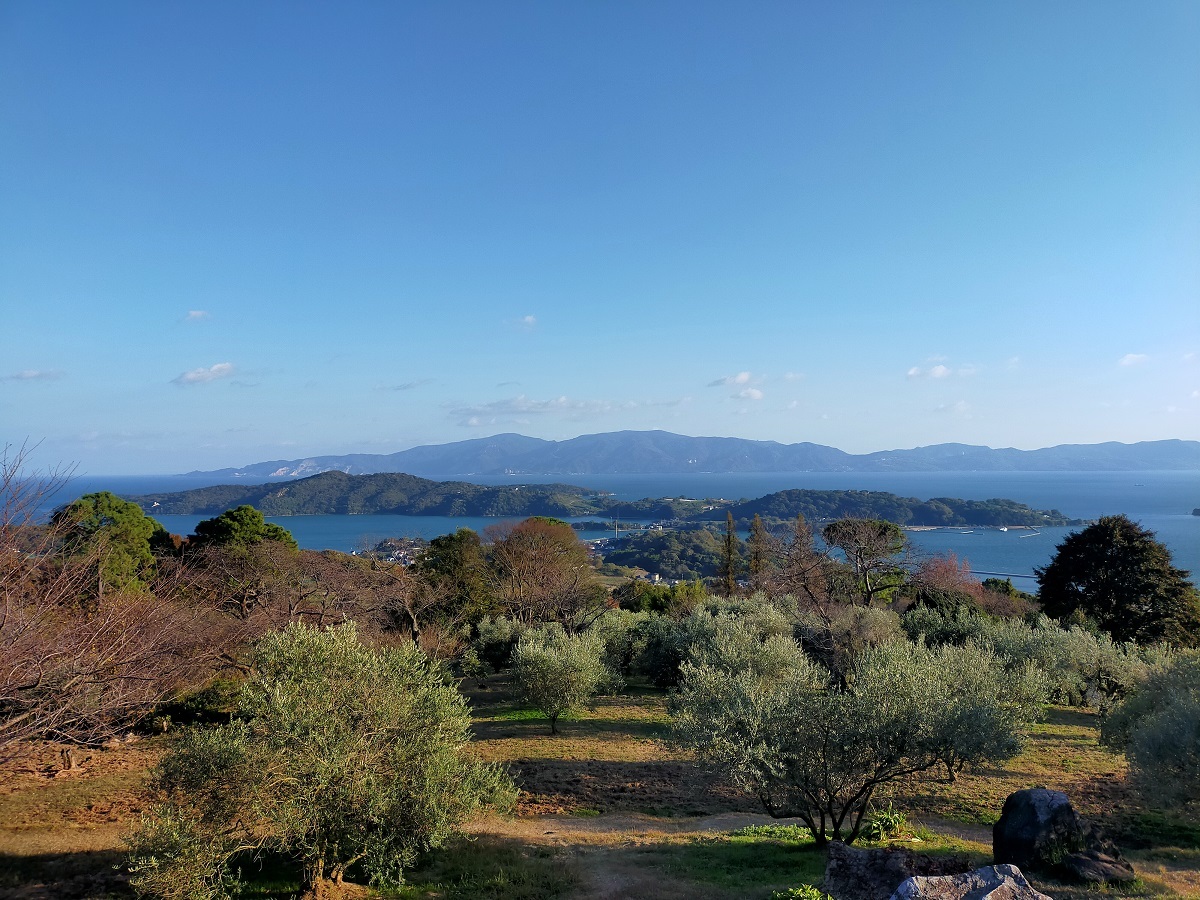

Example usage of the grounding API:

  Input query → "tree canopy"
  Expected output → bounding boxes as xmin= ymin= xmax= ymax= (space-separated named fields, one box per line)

xmin=189 ymin=505 xmax=298 ymax=551
xmin=51 ymin=491 xmax=168 ymax=593
xmin=672 ymin=630 xmax=1041 ymax=844
xmin=1036 ymin=515 xmax=1200 ymax=646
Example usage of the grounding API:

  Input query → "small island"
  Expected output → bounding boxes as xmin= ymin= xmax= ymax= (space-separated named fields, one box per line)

xmin=130 ymin=470 xmax=1081 ymax=528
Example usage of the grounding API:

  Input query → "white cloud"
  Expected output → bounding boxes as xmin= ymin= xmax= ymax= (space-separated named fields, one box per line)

xmin=1119 ymin=353 xmax=1148 ymax=367
xmin=709 ymin=371 xmax=753 ymax=387
xmin=3 ymin=369 xmax=63 ymax=382
xmin=185 ymin=310 xmax=210 ymax=322
xmin=173 ymin=362 xmax=235 ymax=385
xmin=735 ymin=388 xmax=764 ymax=401
xmin=907 ymin=361 xmax=974 ymax=379
xmin=519 ymin=314 xmax=537 ymax=329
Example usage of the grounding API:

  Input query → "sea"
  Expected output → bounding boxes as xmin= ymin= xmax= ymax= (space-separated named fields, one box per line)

xmin=40 ymin=470 xmax=1200 ymax=587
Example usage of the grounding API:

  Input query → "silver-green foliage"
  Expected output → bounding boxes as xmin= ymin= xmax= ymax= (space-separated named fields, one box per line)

xmin=126 ymin=621 xmax=514 ymax=898
xmin=472 ymin=614 xmax=526 ymax=672
xmin=672 ymin=634 xmax=1041 ymax=844
xmin=511 ymin=625 xmax=617 ymax=733
xmin=903 ymin=606 xmax=1150 ymax=708
xmin=1101 ymin=650 xmax=1200 ymax=811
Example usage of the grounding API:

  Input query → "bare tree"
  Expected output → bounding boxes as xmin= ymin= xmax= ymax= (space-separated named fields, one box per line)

xmin=1 ymin=445 xmax=205 ymax=760
xmin=485 ymin=518 xmax=605 ymax=630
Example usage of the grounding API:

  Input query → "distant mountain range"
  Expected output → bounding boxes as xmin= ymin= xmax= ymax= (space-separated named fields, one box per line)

xmin=185 ymin=432 xmax=1200 ymax=478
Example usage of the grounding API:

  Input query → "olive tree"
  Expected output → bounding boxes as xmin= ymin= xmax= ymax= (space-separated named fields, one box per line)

xmin=1101 ymin=651 xmax=1200 ymax=812
xmin=672 ymin=636 xmax=1041 ymax=844
xmin=510 ymin=625 xmax=615 ymax=734
xmin=126 ymin=622 xmax=514 ymax=898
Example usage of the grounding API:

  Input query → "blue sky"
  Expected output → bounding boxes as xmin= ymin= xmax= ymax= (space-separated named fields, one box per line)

xmin=2 ymin=1 xmax=1198 ymax=475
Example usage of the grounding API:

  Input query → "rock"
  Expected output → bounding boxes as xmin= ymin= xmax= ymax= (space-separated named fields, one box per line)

xmin=823 ymin=842 xmax=973 ymax=900
xmin=890 ymin=864 xmax=1053 ymax=899
xmin=992 ymin=789 xmax=1135 ymax=884
xmin=1060 ymin=848 xmax=1136 ymax=885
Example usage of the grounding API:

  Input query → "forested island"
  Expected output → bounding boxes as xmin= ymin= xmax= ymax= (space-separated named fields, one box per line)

xmin=132 ymin=470 xmax=1081 ymax=527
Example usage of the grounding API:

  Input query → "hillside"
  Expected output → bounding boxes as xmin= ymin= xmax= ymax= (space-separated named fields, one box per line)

xmin=185 ymin=431 xmax=1200 ymax=478
xmin=136 ymin=471 xmax=607 ymax=517
xmin=133 ymin=473 xmax=1078 ymax=527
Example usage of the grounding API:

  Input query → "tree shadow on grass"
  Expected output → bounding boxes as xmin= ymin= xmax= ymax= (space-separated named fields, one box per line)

xmin=505 ymin=757 xmax=759 ymax=817
xmin=473 ymin=715 xmax=670 ymax=742
xmin=408 ymin=830 xmax=825 ymax=900
xmin=398 ymin=834 xmax=582 ymax=900
xmin=0 ymin=849 xmax=127 ymax=899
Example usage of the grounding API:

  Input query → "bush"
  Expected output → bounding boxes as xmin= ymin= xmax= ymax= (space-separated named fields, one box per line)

xmin=126 ymin=622 xmax=514 ymax=898
xmin=511 ymin=626 xmax=616 ymax=733
xmin=472 ymin=615 xmax=525 ymax=673
xmin=1102 ymin=651 xmax=1200 ymax=812
xmin=902 ymin=606 xmax=1148 ymax=709
xmin=582 ymin=609 xmax=644 ymax=677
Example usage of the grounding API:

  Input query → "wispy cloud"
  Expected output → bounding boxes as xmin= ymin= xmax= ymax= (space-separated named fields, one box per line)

xmin=708 ymin=371 xmax=753 ymax=387
xmin=450 ymin=393 xmax=687 ymax=427
xmin=378 ymin=379 xmax=434 ymax=392
xmin=173 ymin=362 xmax=235 ymax=385
xmin=514 ymin=314 xmax=537 ymax=330
xmin=934 ymin=400 xmax=972 ymax=417
xmin=735 ymin=387 xmax=764 ymax=401
xmin=1119 ymin=353 xmax=1148 ymax=367
xmin=2 ymin=368 xmax=63 ymax=382
xmin=185 ymin=310 xmax=210 ymax=322
xmin=782 ymin=371 xmax=804 ymax=382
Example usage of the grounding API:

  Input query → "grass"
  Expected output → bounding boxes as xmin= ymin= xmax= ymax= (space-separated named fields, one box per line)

xmin=392 ymin=836 xmax=581 ymax=900
xmin=630 ymin=834 xmax=826 ymax=896
xmin=2 ymin=677 xmax=1198 ymax=899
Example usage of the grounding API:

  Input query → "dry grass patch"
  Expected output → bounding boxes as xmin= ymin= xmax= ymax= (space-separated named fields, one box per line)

xmin=894 ymin=707 xmax=1129 ymax=829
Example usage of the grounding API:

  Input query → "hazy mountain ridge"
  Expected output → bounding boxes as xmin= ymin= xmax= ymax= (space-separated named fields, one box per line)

xmin=186 ymin=432 xmax=1200 ymax=478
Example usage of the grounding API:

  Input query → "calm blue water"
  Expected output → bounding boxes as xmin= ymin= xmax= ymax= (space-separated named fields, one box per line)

xmin=45 ymin=471 xmax=1200 ymax=585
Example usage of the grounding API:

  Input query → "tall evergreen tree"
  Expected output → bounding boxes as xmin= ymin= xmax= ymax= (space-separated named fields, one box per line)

xmin=721 ymin=511 xmax=740 ymax=596
xmin=1036 ymin=515 xmax=1200 ymax=646
xmin=748 ymin=513 xmax=771 ymax=593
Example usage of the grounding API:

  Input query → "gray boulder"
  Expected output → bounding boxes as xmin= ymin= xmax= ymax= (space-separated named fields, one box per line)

xmin=823 ymin=842 xmax=973 ymax=900
xmin=992 ymin=789 xmax=1134 ymax=884
xmin=889 ymin=864 xmax=1053 ymax=899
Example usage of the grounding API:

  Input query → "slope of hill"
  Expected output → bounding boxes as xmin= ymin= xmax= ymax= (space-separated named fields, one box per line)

xmin=134 ymin=473 xmax=1078 ymax=527
xmin=185 ymin=432 xmax=1200 ymax=478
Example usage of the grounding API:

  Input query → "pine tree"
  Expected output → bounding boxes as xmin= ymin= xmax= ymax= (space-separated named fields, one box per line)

xmin=721 ymin=511 xmax=740 ymax=596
